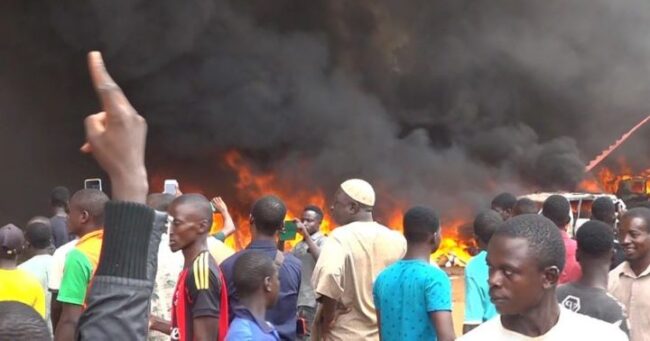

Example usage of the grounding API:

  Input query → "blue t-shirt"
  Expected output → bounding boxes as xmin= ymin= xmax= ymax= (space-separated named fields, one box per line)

xmin=464 ymin=250 xmax=497 ymax=324
xmin=373 ymin=259 xmax=452 ymax=341
xmin=225 ymin=306 xmax=280 ymax=341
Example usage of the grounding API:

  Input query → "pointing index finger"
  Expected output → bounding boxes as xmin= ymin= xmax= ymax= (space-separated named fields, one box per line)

xmin=87 ymin=51 xmax=132 ymax=115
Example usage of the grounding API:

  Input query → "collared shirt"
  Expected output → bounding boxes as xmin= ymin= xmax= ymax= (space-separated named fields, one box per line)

xmin=58 ymin=230 xmax=103 ymax=306
xmin=221 ymin=239 xmax=301 ymax=341
xmin=226 ymin=305 xmax=280 ymax=341
xmin=464 ymin=250 xmax=497 ymax=324
xmin=48 ymin=239 xmax=77 ymax=292
xmin=292 ymin=232 xmax=327 ymax=308
xmin=312 ymin=221 xmax=407 ymax=341
xmin=559 ymin=230 xmax=582 ymax=284
xmin=609 ymin=261 xmax=650 ymax=341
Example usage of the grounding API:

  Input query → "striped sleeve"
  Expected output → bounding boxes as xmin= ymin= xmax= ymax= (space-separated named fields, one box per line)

xmin=187 ymin=252 xmax=222 ymax=318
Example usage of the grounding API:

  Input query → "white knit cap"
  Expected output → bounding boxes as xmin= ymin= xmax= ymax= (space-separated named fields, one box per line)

xmin=340 ymin=179 xmax=375 ymax=207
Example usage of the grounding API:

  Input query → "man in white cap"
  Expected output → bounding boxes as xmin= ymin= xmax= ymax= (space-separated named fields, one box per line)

xmin=311 ymin=179 xmax=406 ymax=340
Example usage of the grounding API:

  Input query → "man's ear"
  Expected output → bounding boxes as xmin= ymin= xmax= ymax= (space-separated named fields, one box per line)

xmin=349 ymin=201 xmax=360 ymax=214
xmin=199 ymin=219 xmax=210 ymax=233
xmin=264 ymin=276 xmax=272 ymax=292
xmin=80 ymin=210 xmax=90 ymax=224
xmin=542 ymin=265 xmax=560 ymax=289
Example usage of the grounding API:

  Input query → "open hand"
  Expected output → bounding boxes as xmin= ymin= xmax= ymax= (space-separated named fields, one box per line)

xmin=211 ymin=197 xmax=228 ymax=213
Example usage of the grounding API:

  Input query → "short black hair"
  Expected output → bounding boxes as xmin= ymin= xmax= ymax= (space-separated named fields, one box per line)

xmin=542 ymin=195 xmax=570 ymax=228
xmin=171 ymin=194 xmax=214 ymax=225
xmin=403 ymin=206 xmax=439 ymax=242
xmin=473 ymin=210 xmax=503 ymax=244
xmin=251 ymin=195 xmax=287 ymax=236
xmin=493 ymin=214 xmax=566 ymax=272
xmin=71 ymin=189 xmax=110 ymax=226
xmin=622 ymin=207 xmax=650 ymax=232
xmin=25 ymin=221 xmax=52 ymax=250
xmin=591 ymin=197 xmax=615 ymax=223
xmin=0 ymin=301 xmax=50 ymax=340
xmin=303 ymin=205 xmax=324 ymax=221
xmin=147 ymin=193 xmax=176 ymax=212
xmin=233 ymin=251 xmax=276 ymax=297
xmin=491 ymin=192 xmax=517 ymax=210
xmin=576 ymin=220 xmax=614 ymax=257
xmin=50 ymin=186 xmax=70 ymax=208
xmin=514 ymin=198 xmax=539 ymax=215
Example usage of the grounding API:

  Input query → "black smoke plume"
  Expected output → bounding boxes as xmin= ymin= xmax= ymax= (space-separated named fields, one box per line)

xmin=1 ymin=0 xmax=649 ymax=224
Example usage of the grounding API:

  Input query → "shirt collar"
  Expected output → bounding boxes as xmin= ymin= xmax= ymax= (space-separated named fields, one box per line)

xmin=559 ymin=230 xmax=571 ymax=239
xmin=618 ymin=261 xmax=650 ymax=279
xmin=247 ymin=239 xmax=277 ymax=250
xmin=232 ymin=305 xmax=274 ymax=333
xmin=77 ymin=229 xmax=103 ymax=244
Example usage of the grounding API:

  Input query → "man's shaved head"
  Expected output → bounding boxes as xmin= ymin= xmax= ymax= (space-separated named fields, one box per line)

xmin=171 ymin=194 xmax=214 ymax=225
xmin=70 ymin=189 xmax=110 ymax=225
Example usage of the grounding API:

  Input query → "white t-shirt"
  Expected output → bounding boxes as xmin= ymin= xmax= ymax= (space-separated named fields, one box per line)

xmin=47 ymin=239 xmax=77 ymax=291
xmin=459 ymin=306 xmax=628 ymax=341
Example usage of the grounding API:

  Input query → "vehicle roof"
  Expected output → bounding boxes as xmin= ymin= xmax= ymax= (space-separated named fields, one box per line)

xmin=519 ymin=192 xmax=620 ymax=203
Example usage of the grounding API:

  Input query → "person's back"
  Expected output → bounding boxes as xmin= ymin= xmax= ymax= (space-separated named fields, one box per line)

xmin=374 ymin=260 xmax=451 ymax=340
xmin=221 ymin=195 xmax=301 ymax=341
xmin=49 ymin=186 xmax=71 ymax=248
xmin=542 ymin=195 xmax=581 ymax=284
xmin=0 ymin=224 xmax=46 ymax=318
xmin=0 ymin=301 xmax=51 ymax=341
xmin=557 ymin=283 xmax=629 ymax=333
xmin=19 ymin=220 xmax=55 ymax=332
xmin=316 ymin=221 xmax=406 ymax=339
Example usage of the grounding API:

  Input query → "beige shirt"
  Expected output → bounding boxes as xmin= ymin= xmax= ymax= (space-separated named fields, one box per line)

xmin=311 ymin=221 xmax=406 ymax=341
xmin=609 ymin=261 xmax=650 ymax=341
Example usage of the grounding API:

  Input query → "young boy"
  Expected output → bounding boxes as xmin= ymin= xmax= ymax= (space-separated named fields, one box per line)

xmin=373 ymin=206 xmax=456 ymax=341
xmin=226 ymin=251 xmax=281 ymax=341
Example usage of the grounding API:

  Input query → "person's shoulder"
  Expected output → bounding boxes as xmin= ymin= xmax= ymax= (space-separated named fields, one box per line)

xmin=53 ymin=239 xmax=77 ymax=256
xmin=187 ymin=252 xmax=220 ymax=290
xmin=609 ymin=261 xmax=627 ymax=278
xmin=563 ymin=309 xmax=628 ymax=339
xmin=226 ymin=318 xmax=254 ymax=339
xmin=457 ymin=317 xmax=502 ymax=340
xmin=15 ymin=268 xmax=42 ymax=287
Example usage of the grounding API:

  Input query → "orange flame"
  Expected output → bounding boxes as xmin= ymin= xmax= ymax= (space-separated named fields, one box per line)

xmin=579 ymin=157 xmax=650 ymax=195
xmin=221 ymin=151 xmax=474 ymax=265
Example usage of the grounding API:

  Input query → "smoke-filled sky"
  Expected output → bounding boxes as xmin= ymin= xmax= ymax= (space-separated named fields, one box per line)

xmin=1 ymin=0 xmax=649 ymax=224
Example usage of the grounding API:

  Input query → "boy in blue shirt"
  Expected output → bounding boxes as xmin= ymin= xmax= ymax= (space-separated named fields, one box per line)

xmin=226 ymin=251 xmax=281 ymax=341
xmin=463 ymin=210 xmax=502 ymax=333
xmin=373 ymin=206 xmax=456 ymax=341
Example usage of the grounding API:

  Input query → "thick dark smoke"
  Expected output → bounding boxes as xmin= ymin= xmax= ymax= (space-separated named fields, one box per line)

xmin=1 ymin=0 xmax=649 ymax=225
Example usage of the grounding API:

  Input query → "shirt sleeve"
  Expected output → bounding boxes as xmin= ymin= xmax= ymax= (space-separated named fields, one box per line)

xmin=425 ymin=269 xmax=452 ymax=313
xmin=57 ymin=249 xmax=92 ymax=305
xmin=187 ymin=253 xmax=222 ymax=318
xmin=464 ymin=272 xmax=484 ymax=324
xmin=312 ymin=237 xmax=345 ymax=300
xmin=48 ymin=248 xmax=66 ymax=291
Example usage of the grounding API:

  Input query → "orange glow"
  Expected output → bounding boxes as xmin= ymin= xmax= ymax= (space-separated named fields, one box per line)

xmin=222 ymin=151 xmax=474 ymax=265
xmin=579 ymin=158 xmax=650 ymax=195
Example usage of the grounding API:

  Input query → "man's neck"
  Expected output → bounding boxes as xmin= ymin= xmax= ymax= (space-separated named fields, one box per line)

xmin=501 ymin=293 xmax=560 ymax=337
xmin=53 ymin=207 xmax=67 ymax=216
xmin=577 ymin=261 xmax=609 ymax=290
xmin=403 ymin=243 xmax=431 ymax=262
xmin=30 ymin=248 xmax=51 ymax=257
xmin=239 ymin=294 xmax=267 ymax=323
xmin=0 ymin=258 xmax=17 ymax=270
xmin=629 ymin=254 xmax=650 ymax=276
xmin=182 ymin=239 xmax=208 ymax=268
xmin=78 ymin=225 xmax=102 ymax=238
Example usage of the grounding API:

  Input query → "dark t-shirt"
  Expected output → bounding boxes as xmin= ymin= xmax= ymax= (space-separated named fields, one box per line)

xmin=557 ymin=283 xmax=630 ymax=336
xmin=50 ymin=215 xmax=69 ymax=248
xmin=171 ymin=251 xmax=225 ymax=341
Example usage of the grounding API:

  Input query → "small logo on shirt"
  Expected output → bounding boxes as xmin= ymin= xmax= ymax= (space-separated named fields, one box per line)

xmin=561 ymin=295 xmax=581 ymax=312
xmin=170 ymin=327 xmax=180 ymax=340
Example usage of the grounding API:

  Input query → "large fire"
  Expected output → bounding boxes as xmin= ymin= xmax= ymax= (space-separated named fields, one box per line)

xmin=579 ymin=158 xmax=650 ymax=195
xmin=151 ymin=151 xmax=475 ymax=265
xmin=220 ymin=151 xmax=474 ymax=265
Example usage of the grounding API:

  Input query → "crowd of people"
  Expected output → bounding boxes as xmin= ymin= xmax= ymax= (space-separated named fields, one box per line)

xmin=1 ymin=52 xmax=650 ymax=341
